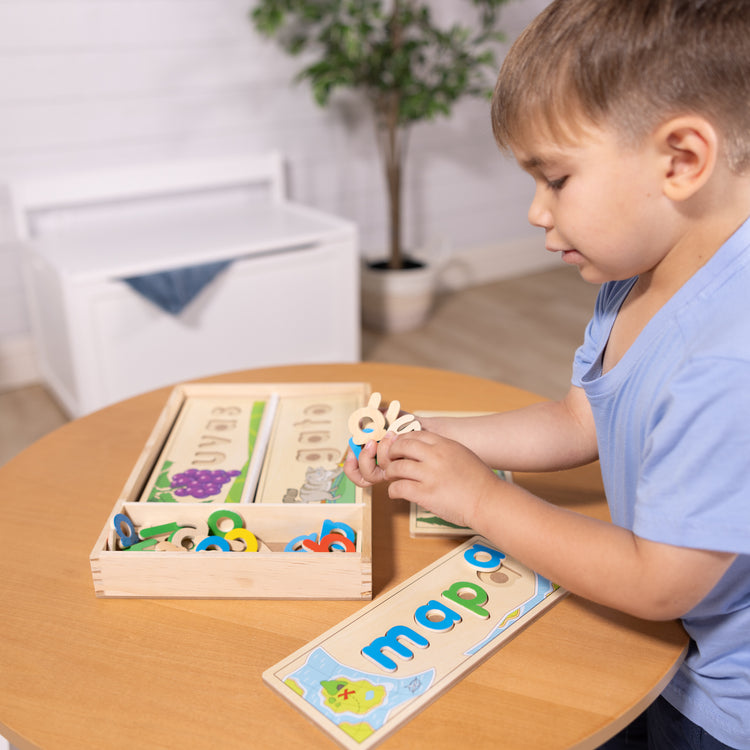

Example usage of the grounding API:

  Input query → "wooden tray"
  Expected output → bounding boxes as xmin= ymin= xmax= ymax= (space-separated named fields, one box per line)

xmin=90 ymin=381 xmax=372 ymax=599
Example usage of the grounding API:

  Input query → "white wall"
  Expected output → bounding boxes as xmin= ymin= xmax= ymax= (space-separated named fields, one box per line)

xmin=0 ymin=0 xmax=551 ymax=388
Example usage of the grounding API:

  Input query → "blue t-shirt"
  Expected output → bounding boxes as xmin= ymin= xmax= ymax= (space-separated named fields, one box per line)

xmin=572 ymin=217 xmax=750 ymax=748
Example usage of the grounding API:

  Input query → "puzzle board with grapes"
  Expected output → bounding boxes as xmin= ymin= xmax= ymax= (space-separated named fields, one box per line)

xmin=89 ymin=381 xmax=373 ymax=599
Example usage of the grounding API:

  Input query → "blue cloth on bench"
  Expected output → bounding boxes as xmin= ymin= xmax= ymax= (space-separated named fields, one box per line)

xmin=123 ymin=260 xmax=230 ymax=314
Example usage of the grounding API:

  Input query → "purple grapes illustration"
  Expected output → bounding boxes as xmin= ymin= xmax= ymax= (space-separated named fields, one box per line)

xmin=170 ymin=468 xmax=241 ymax=499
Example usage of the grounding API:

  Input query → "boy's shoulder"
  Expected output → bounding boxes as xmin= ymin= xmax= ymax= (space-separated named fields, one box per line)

xmin=678 ymin=231 xmax=750 ymax=359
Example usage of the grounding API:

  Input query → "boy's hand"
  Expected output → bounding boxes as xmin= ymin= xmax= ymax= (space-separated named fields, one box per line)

xmin=343 ymin=431 xmax=399 ymax=487
xmin=382 ymin=431 xmax=500 ymax=529
xmin=343 ymin=430 xmax=501 ymax=531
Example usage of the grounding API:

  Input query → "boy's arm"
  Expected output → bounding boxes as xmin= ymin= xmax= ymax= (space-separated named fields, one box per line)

xmin=417 ymin=383 xmax=598 ymax=472
xmin=384 ymin=432 xmax=737 ymax=621
xmin=343 ymin=384 xmax=597 ymax=489
xmin=470 ymin=479 xmax=736 ymax=620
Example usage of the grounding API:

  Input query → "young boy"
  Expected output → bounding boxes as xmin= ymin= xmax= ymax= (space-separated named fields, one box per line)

xmin=344 ymin=1 xmax=750 ymax=747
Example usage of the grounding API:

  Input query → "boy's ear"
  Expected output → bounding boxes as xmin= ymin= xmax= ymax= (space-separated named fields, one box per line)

xmin=655 ymin=116 xmax=718 ymax=202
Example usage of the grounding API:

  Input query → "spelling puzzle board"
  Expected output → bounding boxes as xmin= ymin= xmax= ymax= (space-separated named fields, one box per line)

xmin=264 ymin=536 xmax=565 ymax=749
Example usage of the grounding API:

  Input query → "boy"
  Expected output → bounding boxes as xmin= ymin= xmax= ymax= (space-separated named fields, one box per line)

xmin=344 ymin=1 xmax=750 ymax=748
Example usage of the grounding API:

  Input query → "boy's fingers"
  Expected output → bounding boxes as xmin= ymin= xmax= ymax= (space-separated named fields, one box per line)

xmin=387 ymin=430 xmax=438 ymax=460
xmin=357 ymin=440 xmax=385 ymax=483
xmin=375 ymin=432 xmax=396 ymax=469
xmin=343 ymin=447 xmax=374 ymax=487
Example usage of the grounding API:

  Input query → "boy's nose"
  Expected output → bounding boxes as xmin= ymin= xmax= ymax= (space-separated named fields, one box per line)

xmin=528 ymin=186 xmax=553 ymax=229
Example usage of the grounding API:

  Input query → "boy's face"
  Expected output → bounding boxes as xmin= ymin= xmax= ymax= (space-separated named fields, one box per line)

xmin=512 ymin=123 xmax=679 ymax=284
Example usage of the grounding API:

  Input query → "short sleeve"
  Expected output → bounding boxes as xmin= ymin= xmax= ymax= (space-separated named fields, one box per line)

xmin=634 ymin=355 xmax=750 ymax=554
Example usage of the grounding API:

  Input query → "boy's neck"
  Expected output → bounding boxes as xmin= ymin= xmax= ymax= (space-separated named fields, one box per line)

xmin=603 ymin=169 xmax=750 ymax=375
xmin=639 ymin=168 xmax=750 ymax=300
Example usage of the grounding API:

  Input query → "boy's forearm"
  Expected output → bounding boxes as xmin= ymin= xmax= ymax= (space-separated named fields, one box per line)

xmin=470 ymin=478 xmax=735 ymax=621
xmin=419 ymin=387 xmax=598 ymax=472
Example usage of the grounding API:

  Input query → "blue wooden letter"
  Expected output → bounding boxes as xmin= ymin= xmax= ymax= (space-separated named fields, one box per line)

xmin=361 ymin=625 xmax=430 ymax=672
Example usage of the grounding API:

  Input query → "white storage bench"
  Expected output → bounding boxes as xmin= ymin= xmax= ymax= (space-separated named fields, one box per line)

xmin=11 ymin=153 xmax=360 ymax=417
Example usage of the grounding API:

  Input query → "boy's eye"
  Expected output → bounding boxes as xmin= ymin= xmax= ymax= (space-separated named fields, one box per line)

xmin=546 ymin=176 xmax=568 ymax=191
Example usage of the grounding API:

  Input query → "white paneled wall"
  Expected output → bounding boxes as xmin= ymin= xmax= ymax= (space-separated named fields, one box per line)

xmin=0 ymin=0 xmax=551 ymax=387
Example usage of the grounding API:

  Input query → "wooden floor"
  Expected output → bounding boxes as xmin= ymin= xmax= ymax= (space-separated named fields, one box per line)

xmin=362 ymin=266 xmax=598 ymax=401
xmin=0 ymin=267 xmax=599 ymax=468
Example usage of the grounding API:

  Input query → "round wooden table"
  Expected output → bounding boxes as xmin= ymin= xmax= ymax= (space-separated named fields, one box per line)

xmin=0 ymin=363 xmax=686 ymax=750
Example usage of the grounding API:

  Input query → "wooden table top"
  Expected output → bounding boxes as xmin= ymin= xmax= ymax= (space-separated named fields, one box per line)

xmin=0 ymin=363 xmax=687 ymax=750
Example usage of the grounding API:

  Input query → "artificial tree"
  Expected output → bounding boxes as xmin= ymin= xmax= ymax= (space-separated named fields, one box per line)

xmin=251 ymin=0 xmax=512 ymax=271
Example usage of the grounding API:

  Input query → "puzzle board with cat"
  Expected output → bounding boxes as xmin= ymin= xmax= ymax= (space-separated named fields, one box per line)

xmin=264 ymin=536 xmax=565 ymax=749
xmin=89 ymin=381 xmax=372 ymax=599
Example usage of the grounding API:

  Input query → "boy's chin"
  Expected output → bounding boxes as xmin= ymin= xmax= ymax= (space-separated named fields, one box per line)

xmin=576 ymin=265 xmax=615 ymax=285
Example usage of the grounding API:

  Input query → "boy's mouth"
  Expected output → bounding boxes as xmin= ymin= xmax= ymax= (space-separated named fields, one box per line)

xmin=561 ymin=249 xmax=584 ymax=264
xmin=548 ymin=246 xmax=583 ymax=265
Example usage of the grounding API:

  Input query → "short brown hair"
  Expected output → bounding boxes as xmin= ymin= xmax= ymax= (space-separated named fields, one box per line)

xmin=491 ymin=0 xmax=750 ymax=172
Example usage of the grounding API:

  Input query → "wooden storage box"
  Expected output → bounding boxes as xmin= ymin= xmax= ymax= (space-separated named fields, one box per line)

xmin=90 ymin=382 xmax=372 ymax=599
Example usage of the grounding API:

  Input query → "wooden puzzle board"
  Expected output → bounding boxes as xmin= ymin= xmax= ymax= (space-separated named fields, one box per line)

xmin=255 ymin=392 xmax=361 ymax=504
xmin=139 ymin=395 xmax=272 ymax=503
xmin=264 ymin=536 xmax=565 ymax=749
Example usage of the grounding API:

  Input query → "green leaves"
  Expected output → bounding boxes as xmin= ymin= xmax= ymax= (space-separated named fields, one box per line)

xmin=249 ymin=0 xmax=512 ymax=125
xmin=249 ymin=0 xmax=514 ymax=266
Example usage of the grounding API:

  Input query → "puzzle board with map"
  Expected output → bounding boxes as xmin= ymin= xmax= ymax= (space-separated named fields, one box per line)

xmin=264 ymin=536 xmax=565 ymax=749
